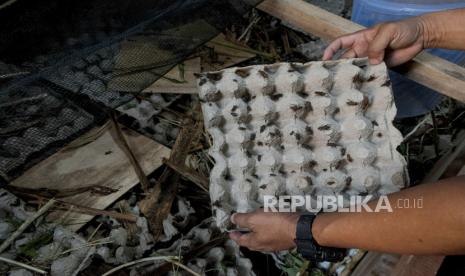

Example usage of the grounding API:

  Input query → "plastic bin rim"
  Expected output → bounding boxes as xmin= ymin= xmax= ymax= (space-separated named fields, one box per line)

xmin=354 ymin=0 xmax=465 ymax=14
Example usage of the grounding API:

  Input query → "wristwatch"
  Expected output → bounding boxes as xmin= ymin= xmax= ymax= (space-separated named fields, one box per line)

xmin=294 ymin=214 xmax=346 ymax=262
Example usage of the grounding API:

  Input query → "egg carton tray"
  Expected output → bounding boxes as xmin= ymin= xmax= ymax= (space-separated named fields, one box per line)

xmin=0 ymin=83 xmax=102 ymax=180
xmin=198 ymin=58 xmax=408 ymax=229
xmin=116 ymin=93 xmax=181 ymax=146
xmin=44 ymin=45 xmax=182 ymax=146
xmin=155 ymin=218 xmax=254 ymax=276
xmin=44 ymin=45 xmax=133 ymax=109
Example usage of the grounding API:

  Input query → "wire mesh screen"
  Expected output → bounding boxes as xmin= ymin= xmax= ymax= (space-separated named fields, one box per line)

xmin=0 ymin=0 xmax=261 ymax=181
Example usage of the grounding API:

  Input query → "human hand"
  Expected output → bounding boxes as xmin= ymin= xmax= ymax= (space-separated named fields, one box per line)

xmin=323 ymin=17 xmax=430 ymax=67
xmin=228 ymin=210 xmax=300 ymax=252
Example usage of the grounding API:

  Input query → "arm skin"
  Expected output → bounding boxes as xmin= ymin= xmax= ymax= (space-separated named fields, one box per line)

xmin=230 ymin=176 xmax=465 ymax=255
xmin=322 ymin=8 xmax=465 ymax=67
xmin=421 ymin=8 xmax=465 ymax=50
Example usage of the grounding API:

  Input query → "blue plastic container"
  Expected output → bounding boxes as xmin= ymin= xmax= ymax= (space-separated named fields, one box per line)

xmin=352 ymin=0 xmax=465 ymax=118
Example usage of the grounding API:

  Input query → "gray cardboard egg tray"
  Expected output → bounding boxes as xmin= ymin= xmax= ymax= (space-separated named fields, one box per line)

xmin=116 ymin=94 xmax=180 ymax=146
xmin=0 ymin=188 xmax=254 ymax=276
xmin=198 ymin=58 xmax=408 ymax=229
xmin=44 ymin=45 xmax=133 ymax=109
xmin=0 ymin=84 xmax=100 ymax=180
xmin=44 ymin=46 xmax=181 ymax=146
xmin=155 ymin=218 xmax=255 ymax=276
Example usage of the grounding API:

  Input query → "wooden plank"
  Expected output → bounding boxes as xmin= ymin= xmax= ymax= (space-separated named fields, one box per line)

xmin=11 ymin=123 xmax=170 ymax=231
xmin=139 ymin=105 xmax=203 ymax=241
xmin=423 ymin=130 xmax=465 ymax=182
xmin=259 ymin=0 xmax=361 ymax=39
xmin=442 ymin=145 xmax=465 ymax=179
xmin=391 ymin=255 xmax=444 ymax=276
xmin=334 ymin=249 xmax=366 ymax=276
xmin=142 ymin=34 xmax=256 ymax=94
xmin=458 ymin=164 xmax=465 ymax=176
xmin=258 ymin=0 xmax=465 ymax=103
xmin=202 ymin=33 xmax=256 ymax=71
xmin=163 ymin=158 xmax=209 ymax=192
xmin=142 ymin=57 xmax=201 ymax=94
xmin=351 ymin=252 xmax=400 ymax=276
xmin=108 ymin=20 xmax=217 ymax=92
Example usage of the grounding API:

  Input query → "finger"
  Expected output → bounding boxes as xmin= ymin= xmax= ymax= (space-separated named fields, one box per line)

xmin=368 ymin=26 xmax=395 ymax=64
xmin=341 ymin=48 xmax=357 ymax=59
xmin=323 ymin=39 xmax=342 ymax=60
xmin=229 ymin=231 xmax=243 ymax=241
xmin=384 ymin=46 xmax=421 ymax=67
xmin=352 ymin=42 xmax=370 ymax=59
xmin=230 ymin=212 xmax=251 ymax=228
xmin=323 ymin=34 xmax=357 ymax=60
xmin=230 ymin=232 xmax=257 ymax=249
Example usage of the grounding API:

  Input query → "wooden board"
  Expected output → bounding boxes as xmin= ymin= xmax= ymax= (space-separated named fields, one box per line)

xmin=458 ymin=164 xmax=465 ymax=176
xmin=142 ymin=34 xmax=256 ymax=94
xmin=390 ymin=255 xmax=444 ymax=276
xmin=143 ymin=57 xmax=201 ymax=94
xmin=11 ymin=123 xmax=170 ymax=231
xmin=351 ymin=252 xmax=400 ymax=276
xmin=202 ymin=33 xmax=256 ymax=72
xmin=258 ymin=0 xmax=465 ymax=103
xmin=108 ymin=20 xmax=217 ymax=92
xmin=424 ymin=130 xmax=465 ymax=181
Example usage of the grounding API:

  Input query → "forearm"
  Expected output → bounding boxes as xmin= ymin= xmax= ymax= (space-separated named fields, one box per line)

xmin=420 ymin=8 xmax=465 ymax=50
xmin=312 ymin=176 xmax=465 ymax=255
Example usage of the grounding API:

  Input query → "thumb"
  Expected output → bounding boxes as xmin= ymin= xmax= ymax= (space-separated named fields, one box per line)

xmin=229 ymin=232 xmax=257 ymax=248
xmin=231 ymin=212 xmax=251 ymax=228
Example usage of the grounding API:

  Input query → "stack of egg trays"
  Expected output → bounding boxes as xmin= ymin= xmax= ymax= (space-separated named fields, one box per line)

xmin=0 ymin=82 xmax=106 ymax=180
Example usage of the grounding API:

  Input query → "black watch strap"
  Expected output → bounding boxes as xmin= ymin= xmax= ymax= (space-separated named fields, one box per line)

xmin=294 ymin=214 xmax=346 ymax=262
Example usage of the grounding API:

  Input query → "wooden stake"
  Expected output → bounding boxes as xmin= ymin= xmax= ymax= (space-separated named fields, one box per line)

xmin=110 ymin=113 xmax=151 ymax=192
xmin=139 ymin=104 xmax=203 ymax=241
xmin=258 ymin=0 xmax=465 ymax=103
xmin=163 ymin=158 xmax=209 ymax=192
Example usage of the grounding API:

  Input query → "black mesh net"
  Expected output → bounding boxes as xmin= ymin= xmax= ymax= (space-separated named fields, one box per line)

xmin=0 ymin=0 xmax=261 ymax=180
